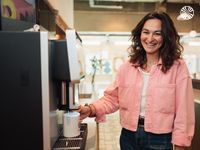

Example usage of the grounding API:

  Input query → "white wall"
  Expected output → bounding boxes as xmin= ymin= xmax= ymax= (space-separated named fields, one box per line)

xmin=48 ymin=0 xmax=74 ymax=28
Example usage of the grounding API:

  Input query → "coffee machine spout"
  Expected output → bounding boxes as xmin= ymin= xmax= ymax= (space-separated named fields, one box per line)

xmin=69 ymin=81 xmax=80 ymax=110
xmin=60 ymin=80 xmax=80 ymax=111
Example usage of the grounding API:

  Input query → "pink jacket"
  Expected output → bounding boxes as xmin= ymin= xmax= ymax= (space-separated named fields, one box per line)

xmin=92 ymin=59 xmax=195 ymax=147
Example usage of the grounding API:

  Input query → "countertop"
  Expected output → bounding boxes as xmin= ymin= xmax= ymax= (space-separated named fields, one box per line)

xmin=193 ymin=88 xmax=200 ymax=104
xmin=192 ymin=79 xmax=200 ymax=90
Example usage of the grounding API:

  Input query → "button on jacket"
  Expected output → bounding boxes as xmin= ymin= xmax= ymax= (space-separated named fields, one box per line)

xmin=92 ymin=59 xmax=195 ymax=147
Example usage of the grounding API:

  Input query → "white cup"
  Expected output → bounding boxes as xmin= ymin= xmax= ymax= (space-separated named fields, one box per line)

xmin=63 ymin=111 xmax=80 ymax=137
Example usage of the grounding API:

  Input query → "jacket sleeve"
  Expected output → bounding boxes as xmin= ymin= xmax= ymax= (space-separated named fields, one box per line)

xmin=92 ymin=70 xmax=121 ymax=122
xmin=172 ymin=61 xmax=195 ymax=147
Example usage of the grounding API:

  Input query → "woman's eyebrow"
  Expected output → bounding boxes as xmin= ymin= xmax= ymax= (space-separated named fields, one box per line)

xmin=142 ymin=28 xmax=161 ymax=32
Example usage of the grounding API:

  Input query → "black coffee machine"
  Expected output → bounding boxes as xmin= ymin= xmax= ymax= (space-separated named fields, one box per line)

xmin=0 ymin=29 xmax=81 ymax=150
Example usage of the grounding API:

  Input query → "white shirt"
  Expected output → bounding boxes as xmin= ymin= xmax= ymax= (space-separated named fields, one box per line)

xmin=139 ymin=68 xmax=150 ymax=117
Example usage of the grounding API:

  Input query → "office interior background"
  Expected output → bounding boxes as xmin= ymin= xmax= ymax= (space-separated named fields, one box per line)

xmin=1 ymin=0 xmax=200 ymax=150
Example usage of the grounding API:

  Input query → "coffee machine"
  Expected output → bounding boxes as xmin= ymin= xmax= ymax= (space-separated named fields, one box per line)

xmin=50 ymin=30 xmax=88 ymax=149
xmin=50 ymin=29 xmax=82 ymax=138
xmin=0 ymin=29 xmax=82 ymax=150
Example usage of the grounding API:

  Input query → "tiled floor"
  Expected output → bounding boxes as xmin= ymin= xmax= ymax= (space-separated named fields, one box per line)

xmin=98 ymin=111 xmax=121 ymax=150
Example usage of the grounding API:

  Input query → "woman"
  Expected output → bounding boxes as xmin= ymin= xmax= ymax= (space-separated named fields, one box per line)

xmin=78 ymin=11 xmax=195 ymax=150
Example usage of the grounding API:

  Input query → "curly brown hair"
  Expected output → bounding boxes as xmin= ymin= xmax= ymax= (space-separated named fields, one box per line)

xmin=128 ymin=11 xmax=183 ymax=73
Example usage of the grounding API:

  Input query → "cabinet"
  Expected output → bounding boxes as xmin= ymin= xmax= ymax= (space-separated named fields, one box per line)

xmin=37 ymin=0 xmax=69 ymax=37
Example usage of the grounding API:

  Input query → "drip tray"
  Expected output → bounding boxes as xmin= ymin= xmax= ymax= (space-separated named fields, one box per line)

xmin=53 ymin=123 xmax=88 ymax=150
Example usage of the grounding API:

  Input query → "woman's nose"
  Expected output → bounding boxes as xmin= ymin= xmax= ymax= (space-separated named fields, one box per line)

xmin=147 ymin=34 xmax=154 ymax=42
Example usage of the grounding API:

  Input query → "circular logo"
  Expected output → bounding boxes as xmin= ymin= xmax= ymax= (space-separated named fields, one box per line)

xmin=180 ymin=6 xmax=194 ymax=20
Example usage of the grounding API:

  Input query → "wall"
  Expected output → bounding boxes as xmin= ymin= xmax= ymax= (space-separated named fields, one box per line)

xmin=46 ymin=1 xmax=200 ymax=32
xmin=74 ymin=3 xmax=200 ymax=32
xmin=48 ymin=0 xmax=74 ymax=28
xmin=74 ymin=11 xmax=146 ymax=32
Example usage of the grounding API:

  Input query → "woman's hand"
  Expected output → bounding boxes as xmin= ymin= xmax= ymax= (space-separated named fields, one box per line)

xmin=77 ymin=105 xmax=91 ymax=120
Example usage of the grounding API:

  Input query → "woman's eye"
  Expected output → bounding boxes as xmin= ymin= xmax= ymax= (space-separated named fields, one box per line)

xmin=154 ymin=32 xmax=161 ymax=35
xmin=142 ymin=31 xmax=149 ymax=34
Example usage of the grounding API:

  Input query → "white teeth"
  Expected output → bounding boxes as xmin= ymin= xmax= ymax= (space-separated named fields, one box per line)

xmin=147 ymin=43 xmax=156 ymax=46
xmin=147 ymin=43 xmax=155 ymax=46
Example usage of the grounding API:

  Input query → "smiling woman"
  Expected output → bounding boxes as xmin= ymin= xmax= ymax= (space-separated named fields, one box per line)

xmin=78 ymin=11 xmax=195 ymax=150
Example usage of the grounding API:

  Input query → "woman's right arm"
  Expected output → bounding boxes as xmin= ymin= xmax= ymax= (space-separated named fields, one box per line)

xmin=78 ymin=61 xmax=128 ymax=122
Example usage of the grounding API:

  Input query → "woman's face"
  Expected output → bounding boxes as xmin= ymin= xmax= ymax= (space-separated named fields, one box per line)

xmin=140 ymin=18 xmax=163 ymax=56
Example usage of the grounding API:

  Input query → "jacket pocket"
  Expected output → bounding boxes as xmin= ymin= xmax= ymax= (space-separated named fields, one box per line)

xmin=153 ymin=84 xmax=175 ymax=113
xmin=118 ymin=84 xmax=136 ymax=109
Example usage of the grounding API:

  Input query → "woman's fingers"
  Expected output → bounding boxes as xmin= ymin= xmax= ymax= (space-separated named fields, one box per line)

xmin=78 ymin=105 xmax=91 ymax=120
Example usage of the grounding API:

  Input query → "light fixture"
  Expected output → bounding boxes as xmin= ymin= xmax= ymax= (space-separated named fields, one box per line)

xmin=189 ymin=30 xmax=197 ymax=38
xmin=188 ymin=41 xmax=200 ymax=46
xmin=113 ymin=41 xmax=131 ymax=45
xmin=82 ymin=40 xmax=101 ymax=45
xmin=89 ymin=0 xmax=123 ymax=9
